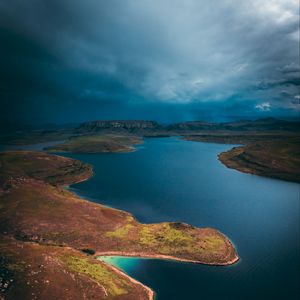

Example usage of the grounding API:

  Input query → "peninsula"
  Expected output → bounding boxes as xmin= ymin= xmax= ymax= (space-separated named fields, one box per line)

xmin=0 ymin=151 xmax=238 ymax=299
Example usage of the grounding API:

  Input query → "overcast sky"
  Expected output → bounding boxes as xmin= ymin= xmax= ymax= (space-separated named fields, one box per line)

xmin=0 ymin=0 xmax=299 ymax=125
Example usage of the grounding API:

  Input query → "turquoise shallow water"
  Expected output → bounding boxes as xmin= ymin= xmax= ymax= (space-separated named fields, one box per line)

xmin=98 ymin=256 xmax=141 ymax=273
xmin=64 ymin=137 xmax=299 ymax=300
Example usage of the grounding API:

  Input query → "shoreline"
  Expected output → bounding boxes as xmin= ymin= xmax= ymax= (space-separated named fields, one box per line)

xmin=62 ymin=149 xmax=239 ymax=297
xmin=96 ymin=251 xmax=239 ymax=266
xmin=64 ymin=152 xmax=239 ymax=268
xmin=63 ymin=146 xmax=240 ymax=268
xmin=101 ymin=261 xmax=155 ymax=300
xmin=217 ymin=145 xmax=300 ymax=183
xmin=3 ymin=134 xmax=299 ymax=183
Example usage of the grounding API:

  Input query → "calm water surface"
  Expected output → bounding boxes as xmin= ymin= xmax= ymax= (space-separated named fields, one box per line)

xmin=65 ymin=137 xmax=299 ymax=300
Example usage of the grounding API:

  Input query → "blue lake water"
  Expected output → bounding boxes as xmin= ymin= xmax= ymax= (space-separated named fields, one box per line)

xmin=64 ymin=137 xmax=299 ymax=300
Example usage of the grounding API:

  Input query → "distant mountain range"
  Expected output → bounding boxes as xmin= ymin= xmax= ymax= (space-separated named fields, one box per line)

xmin=76 ymin=117 xmax=299 ymax=133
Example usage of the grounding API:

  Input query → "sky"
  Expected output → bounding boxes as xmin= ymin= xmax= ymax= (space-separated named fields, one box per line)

xmin=0 ymin=0 xmax=299 ymax=126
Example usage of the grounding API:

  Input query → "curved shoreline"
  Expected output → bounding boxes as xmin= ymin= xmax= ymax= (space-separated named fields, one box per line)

xmin=217 ymin=144 xmax=300 ymax=183
xmin=96 ymin=251 xmax=239 ymax=266
xmin=66 ymin=155 xmax=239 ymax=267
xmin=102 ymin=262 xmax=155 ymax=300
xmin=65 ymin=153 xmax=239 ymax=267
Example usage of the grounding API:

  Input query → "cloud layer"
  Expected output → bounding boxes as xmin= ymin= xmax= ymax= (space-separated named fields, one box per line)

xmin=0 ymin=0 xmax=299 ymax=124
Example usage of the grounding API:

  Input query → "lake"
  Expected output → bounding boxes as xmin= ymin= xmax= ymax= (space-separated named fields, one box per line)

xmin=65 ymin=137 xmax=299 ymax=300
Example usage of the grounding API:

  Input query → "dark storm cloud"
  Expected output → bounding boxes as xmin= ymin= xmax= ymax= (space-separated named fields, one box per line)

xmin=0 ymin=0 xmax=299 ymax=124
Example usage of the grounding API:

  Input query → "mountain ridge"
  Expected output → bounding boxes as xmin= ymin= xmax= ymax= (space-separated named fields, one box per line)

xmin=76 ymin=117 xmax=300 ymax=133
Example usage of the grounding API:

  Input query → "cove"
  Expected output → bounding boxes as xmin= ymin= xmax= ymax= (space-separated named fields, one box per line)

xmin=65 ymin=137 xmax=299 ymax=300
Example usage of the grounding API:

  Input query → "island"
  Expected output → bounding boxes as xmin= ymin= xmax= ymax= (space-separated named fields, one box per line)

xmin=0 ymin=151 xmax=238 ymax=299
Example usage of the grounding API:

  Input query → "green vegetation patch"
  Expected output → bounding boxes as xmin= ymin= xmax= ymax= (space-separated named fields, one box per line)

xmin=105 ymin=216 xmax=136 ymax=239
xmin=201 ymin=235 xmax=226 ymax=254
xmin=104 ymin=221 xmax=214 ymax=257
xmin=139 ymin=223 xmax=196 ymax=254
xmin=61 ymin=255 xmax=130 ymax=297
xmin=105 ymin=223 xmax=134 ymax=239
